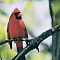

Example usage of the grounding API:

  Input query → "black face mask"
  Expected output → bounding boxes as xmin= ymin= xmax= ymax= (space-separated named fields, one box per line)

xmin=14 ymin=12 xmax=22 ymax=19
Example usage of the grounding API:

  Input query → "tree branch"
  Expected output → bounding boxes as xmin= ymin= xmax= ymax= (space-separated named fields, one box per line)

xmin=0 ymin=38 xmax=31 ymax=45
xmin=12 ymin=25 xmax=60 ymax=60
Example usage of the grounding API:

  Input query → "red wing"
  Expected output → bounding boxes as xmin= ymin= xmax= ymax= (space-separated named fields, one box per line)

xmin=25 ymin=27 xmax=28 ymax=38
xmin=7 ymin=22 xmax=11 ymax=39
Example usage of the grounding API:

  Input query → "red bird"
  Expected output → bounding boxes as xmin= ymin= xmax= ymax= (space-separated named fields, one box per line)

xmin=7 ymin=8 xmax=28 ymax=60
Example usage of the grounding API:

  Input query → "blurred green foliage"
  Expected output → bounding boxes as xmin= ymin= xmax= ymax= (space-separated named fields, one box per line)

xmin=52 ymin=1 xmax=60 ymax=25
xmin=52 ymin=0 xmax=60 ymax=60
xmin=27 ymin=51 xmax=52 ymax=60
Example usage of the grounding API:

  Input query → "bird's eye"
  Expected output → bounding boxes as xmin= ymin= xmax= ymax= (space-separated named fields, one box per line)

xmin=14 ymin=12 xmax=22 ymax=19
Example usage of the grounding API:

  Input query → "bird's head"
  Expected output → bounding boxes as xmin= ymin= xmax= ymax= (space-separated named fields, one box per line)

xmin=13 ymin=8 xmax=22 ymax=19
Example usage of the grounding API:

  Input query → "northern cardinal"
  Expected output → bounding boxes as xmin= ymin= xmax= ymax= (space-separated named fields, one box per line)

xmin=7 ymin=8 xmax=28 ymax=60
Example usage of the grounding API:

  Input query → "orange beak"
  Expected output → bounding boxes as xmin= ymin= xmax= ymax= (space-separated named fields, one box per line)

xmin=18 ymin=13 xmax=22 ymax=17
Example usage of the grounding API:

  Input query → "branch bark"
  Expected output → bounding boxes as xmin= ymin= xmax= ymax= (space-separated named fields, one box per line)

xmin=0 ymin=25 xmax=60 ymax=60
xmin=0 ymin=38 xmax=31 ymax=45
xmin=11 ymin=25 xmax=60 ymax=60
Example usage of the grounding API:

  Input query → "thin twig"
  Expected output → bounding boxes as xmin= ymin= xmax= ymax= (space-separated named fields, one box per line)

xmin=0 ymin=38 xmax=31 ymax=45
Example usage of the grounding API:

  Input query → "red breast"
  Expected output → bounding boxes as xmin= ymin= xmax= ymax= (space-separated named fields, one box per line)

xmin=8 ymin=8 xmax=26 ymax=39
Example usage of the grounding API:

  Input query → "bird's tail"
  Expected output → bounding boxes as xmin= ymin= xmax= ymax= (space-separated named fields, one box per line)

xmin=16 ymin=41 xmax=26 ymax=60
xmin=16 ymin=41 xmax=23 ymax=52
